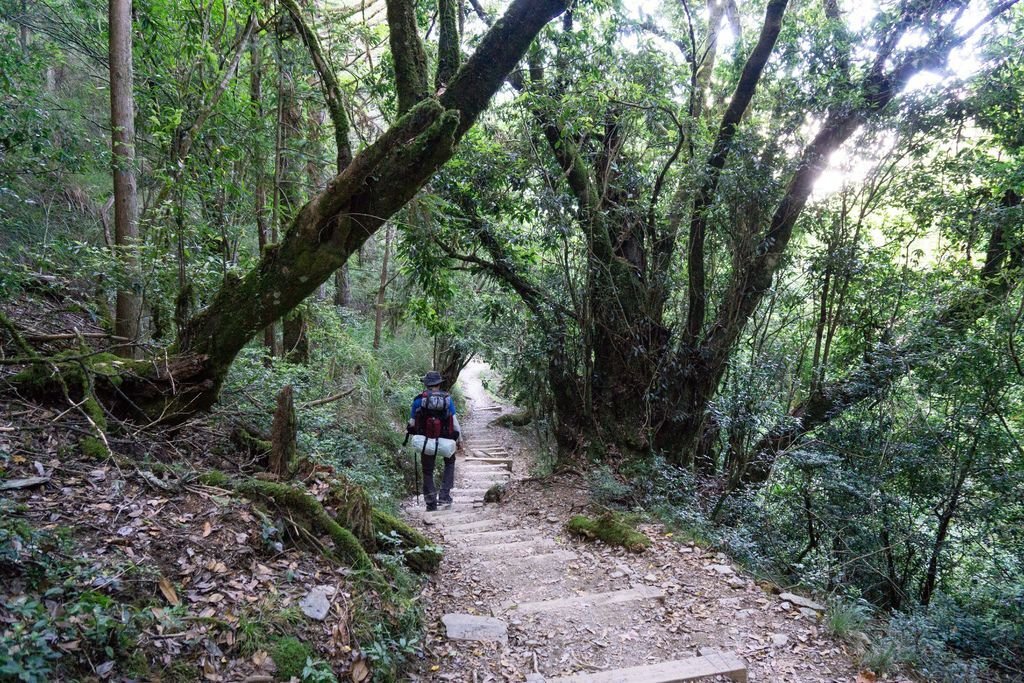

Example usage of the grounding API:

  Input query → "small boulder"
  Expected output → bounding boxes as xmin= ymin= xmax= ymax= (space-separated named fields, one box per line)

xmin=441 ymin=613 xmax=508 ymax=644
xmin=778 ymin=592 xmax=825 ymax=612
xmin=299 ymin=586 xmax=333 ymax=621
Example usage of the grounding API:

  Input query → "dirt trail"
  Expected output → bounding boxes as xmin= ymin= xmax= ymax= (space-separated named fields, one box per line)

xmin=403 ymin=361 xmax=861 ymax=682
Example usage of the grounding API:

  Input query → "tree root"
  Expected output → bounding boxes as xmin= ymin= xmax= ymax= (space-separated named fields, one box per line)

xmin=371 ymin=509 xmax=442 ymax=573
xmin=232 ymin=477 xmax=442 ymax=575
xmin=234 ymin=478 xmax=376 ymax=572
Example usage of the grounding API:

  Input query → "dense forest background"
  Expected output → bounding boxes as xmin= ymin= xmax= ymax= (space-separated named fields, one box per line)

xmin=2 ymin=0 xmax=1023 ymax=679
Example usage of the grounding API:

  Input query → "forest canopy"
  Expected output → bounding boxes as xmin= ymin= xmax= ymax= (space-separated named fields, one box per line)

xmin=2 ymin=0 xmax=1023 ymax=677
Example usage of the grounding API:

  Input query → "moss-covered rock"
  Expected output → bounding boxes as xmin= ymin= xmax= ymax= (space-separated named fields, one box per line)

xmin=491 ymin=410 xmax=532 ymax=427
xmin=483 ymin=483 xmax=505 ymax=503
xmin=566 ymin=512 xmax=651 ymax=553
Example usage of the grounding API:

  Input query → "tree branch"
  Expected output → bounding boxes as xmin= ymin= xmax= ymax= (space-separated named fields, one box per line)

xmin=281 ymin=0 xmax=353 ymax=170
xmin=386 ymin=0 xmax=429 ymax=114
xmin=685 ymin=0 xmax=790 ymax=343
xmin=435 ymin=0 xmax=461 ymax=89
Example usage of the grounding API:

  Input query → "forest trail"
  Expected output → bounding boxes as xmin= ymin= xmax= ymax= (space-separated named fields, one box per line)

xmin=403 ymin=362 xmax=863 ymax=682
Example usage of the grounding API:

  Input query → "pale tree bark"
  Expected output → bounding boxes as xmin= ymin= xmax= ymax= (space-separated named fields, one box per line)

xmin=373 ymin=224 xmax=393 ymax=349
xmin=109 ymin=0 xmax=140 ymax=355
xmin=250 ymin=35 xmax=277 ymax=356
xmin=334 ymin=264 xmax=352 ymax=306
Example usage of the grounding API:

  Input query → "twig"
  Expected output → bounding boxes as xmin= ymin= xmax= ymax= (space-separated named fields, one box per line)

xmin=299 ymin=386 xmax=358 ymax=409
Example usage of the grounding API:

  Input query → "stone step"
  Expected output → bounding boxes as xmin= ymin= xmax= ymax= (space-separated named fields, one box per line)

xmin=451 ymin=487 xmax=488 ymax=496
xmin=441 ymin=613 xmax=508 ymax=645
xmin=505 ymin=585 xmax=666 ymax=615
xmin=441 ymin=518 xmax=507 ymax=534
xmin=470 ymin=537 xmax=558 ymax=555
xmin=420 ymin=507 xmax=487 ymax=524
xmin=463 ymin=463 xmax=509 ymax=472
xmin=447 ymin=528 xmax=536 ymax=543
xmin=465 ymin=457 xmax=514 ymax=471
xmin=542 ymin=652 xmax=747 ymax=683
xmin=478 ymin=549 xmax=577 ymax=569
xmin=462 ymin=478 xmax=509 ymax=488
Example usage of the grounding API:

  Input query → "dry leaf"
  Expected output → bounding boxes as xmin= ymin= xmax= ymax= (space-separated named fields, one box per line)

xmin=203 ymin=521 xmax=213 ymax=537
xmin=158 ymin=577 xmax=180 ymax=606
xmin=856 ymin=673 xmax=877 ymax=683
xmin=350 ymin=658 xmax=370 ymax=682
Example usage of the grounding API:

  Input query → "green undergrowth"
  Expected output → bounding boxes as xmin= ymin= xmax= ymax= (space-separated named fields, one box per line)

xmin=0 ymin=502 xmax=155 ymax=681
xmin=218 ymin=302 xmax=442 ymax=678
xmin=565 ymin=512 xmax=651 ymax=552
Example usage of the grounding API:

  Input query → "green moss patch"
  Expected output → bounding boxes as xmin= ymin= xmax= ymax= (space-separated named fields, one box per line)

xmin=271 ymin=636 xmax=313 ymax=681
xmin=565 ymin=512 xmax=651 ymax=553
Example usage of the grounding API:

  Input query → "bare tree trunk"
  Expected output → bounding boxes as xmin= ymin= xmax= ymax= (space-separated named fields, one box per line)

xmin=269 ymin=385 xmax=297 ymax=478
xmin=250 ymin=35 xmax=276 ymax=356
xmin=334 ymin=264 xmax=351 ymax=307
xmin=109 ymin=0 xmax=140 ymax=356
xmin=373 ymin=224 xmax=393 ymax=349
xmin=277 ymin=36 xmax=308 ymax=363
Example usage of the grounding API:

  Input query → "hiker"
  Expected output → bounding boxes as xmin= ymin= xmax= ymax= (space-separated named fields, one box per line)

xmin=407 ymin=370 xmax=461 ymax=511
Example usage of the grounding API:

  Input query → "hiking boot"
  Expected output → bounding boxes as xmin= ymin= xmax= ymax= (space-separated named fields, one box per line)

xmin=425 ymin=502 xmax=438 ymax=512
xmin=439 ymin=497 xmax=453 ymax=508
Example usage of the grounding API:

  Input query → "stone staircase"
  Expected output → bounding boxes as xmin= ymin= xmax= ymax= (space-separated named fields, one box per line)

xmin=418 ymin=437 xmax=749 ymax=683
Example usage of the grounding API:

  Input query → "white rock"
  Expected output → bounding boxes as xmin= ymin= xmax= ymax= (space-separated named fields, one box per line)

xmin=778 ymin=592 xmax=825 ymax=612
xmin=299 ymin=586 xmax=332 ymax=621
xmin=707 ymin=563 xmax=735 ymax=575
xmin=441 ymin=613 xmax=508 ymax=644
xmin=771 ymin=633 xmax=789 ymax=647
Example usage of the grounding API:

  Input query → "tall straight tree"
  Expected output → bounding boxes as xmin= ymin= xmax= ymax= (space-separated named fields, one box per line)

xmin=108 ymin=0 xmax=139 ymax=354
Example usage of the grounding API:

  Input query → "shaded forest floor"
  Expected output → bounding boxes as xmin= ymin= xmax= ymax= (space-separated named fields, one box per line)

xmin=0 ymin=285 xmax=401 ymax=682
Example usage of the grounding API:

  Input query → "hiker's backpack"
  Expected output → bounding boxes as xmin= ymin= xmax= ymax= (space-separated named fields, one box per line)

xmin=414 ymin=390 xmax=454 ymax=440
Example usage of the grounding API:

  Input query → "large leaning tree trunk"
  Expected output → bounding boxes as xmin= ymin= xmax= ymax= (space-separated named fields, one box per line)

xmin=127 ymin=0 xmax=570 ymax=419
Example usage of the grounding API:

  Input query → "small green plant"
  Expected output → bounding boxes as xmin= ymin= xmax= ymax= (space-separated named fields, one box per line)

xmin=825 ymin=600 xmax=871 ymax=642
xmin=271 ymin=636 xmax=314 ymax=681
xmin=301 ymin=657 xmax=339 ymax=683
xmin=860 ymin=640 xmax=902 ymax=674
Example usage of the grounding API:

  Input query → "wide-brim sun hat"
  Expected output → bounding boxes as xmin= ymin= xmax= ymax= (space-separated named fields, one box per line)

xmin=422 ymin=370 xmax=443 ymax=386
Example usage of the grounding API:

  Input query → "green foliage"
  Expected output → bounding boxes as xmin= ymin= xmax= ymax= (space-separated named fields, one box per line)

xmin=0 ymin=510 xmax=149 ymax=680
